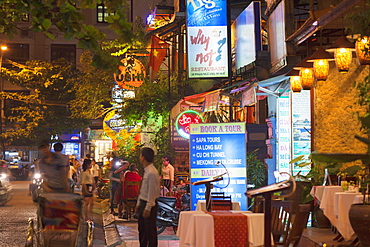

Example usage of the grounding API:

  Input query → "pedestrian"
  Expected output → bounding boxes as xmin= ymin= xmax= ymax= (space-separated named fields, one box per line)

xmin=38 ymin=142 xmax=70 ymax=193
xmin=108 ymin=152 xmax=128 ymax=215
xmin=161 ymin=155 xmax=174 ymax=194
xmin=120 ymin=164 xmax=141 ymax=219
xmin=135 ymin=147 xmax=160 ymax=247
xmin=80 ymin=158 xmax=94 ymax=221
xmin=91 ymin=159 xmax=100 ymax=185
xmin=114 ymin=160 xmax=129 ymax=217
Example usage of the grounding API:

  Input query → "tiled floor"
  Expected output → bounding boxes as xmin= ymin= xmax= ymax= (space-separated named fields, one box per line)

xmin=114 ymin=216 xmax=360 ymax=247
xmin=115 ymin=217 xmax=180 ymax=246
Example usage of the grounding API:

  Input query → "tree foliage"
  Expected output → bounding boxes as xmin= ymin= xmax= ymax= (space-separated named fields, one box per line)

xmin=1 ymin=52 xmax=114 ymax=146
xmin=0 ymin=0 xmax=145 ymax=72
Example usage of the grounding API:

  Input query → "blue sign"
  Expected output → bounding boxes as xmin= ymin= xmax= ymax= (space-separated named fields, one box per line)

xmin=189 ymin=122 xmax=247 ymax=210
xmin=187 ymin=0 xmax=227 ymax=27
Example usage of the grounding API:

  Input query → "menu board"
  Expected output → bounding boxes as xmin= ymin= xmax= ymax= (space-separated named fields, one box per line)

xmin=189 ymin=122 xmax=247 ymax=210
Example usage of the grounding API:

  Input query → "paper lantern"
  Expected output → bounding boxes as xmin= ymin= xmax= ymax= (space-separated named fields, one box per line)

xmin=299 ymin=68 xmax=315 ymax=90
xmin=286 ymin=69 xmax=302 ymax=93
xmin=355 ymin=36 xmax=370 ymax=65
xmin=307 ymin=47 xmax=333 ymax=81
xmin=293 ymin=57 xmax=314 ymax=90
xmin=326 ymin=36 xmax=355 ymax=73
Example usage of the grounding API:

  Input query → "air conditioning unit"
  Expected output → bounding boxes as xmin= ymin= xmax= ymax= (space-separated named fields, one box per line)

xmin=20 ymin=29 xmax=33 ymax=38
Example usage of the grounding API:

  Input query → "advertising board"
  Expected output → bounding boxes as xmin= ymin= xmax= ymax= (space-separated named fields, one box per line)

xmin=186 ymin=0 xmax=229 ymax=79
xmin=189 ymin=122 xmax=247 ymax=210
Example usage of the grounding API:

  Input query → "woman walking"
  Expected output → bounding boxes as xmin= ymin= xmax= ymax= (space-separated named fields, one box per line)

xmin=81 ymin=159 xmax=95 ymax=221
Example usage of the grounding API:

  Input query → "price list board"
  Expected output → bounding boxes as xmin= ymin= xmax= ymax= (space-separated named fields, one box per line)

xmin=189 ymin=122 xmax=247 ymax=210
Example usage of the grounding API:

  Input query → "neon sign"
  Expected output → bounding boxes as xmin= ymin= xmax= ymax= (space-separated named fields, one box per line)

xmin=175 ymin=110 xmax=204 ymax=139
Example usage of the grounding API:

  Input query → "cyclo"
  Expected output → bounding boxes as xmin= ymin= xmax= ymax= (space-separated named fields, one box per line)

xmin=25 ymin=192 xmax=94 ymax=247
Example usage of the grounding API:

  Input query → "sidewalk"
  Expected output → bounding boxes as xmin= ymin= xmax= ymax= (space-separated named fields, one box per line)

xmin=92 ymin=197 xmax=179 ymax=247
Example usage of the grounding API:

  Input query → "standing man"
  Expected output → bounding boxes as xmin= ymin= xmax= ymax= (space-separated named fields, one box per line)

xmin=136 ymin=147 xmax=160 ymax=247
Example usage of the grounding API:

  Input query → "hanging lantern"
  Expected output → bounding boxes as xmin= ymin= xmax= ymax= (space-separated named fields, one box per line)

xmin=293 ymin=57 xmax=315 ymax=90
xmin=355 ymin=36 xmax=370 ymax=65
xmin=299 ymin=68 xmax=315 ymax=90
xmin=286 ymin=69 xmax=302 ymax=93
xmin=307 ymin=47 xmax=334 ymax=81
xmin=326 ymin=36 xmax=355 ymax=73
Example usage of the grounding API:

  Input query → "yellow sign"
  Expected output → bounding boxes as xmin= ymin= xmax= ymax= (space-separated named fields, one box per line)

xmin=114 ymin=56 xmax=146 ymax=89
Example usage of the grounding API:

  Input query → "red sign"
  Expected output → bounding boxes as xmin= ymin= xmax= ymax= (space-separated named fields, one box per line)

xmin=175 ymin=110 xmax=204 ymax=139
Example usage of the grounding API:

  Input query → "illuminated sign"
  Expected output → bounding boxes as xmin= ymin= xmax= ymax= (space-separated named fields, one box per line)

xmin=189 ymin=122 xmax=247 ymax=210
xmin=186 ymin=0 xmax=229 ymax=79
xmin=175 ymin=110 xmax=204 ymax=139
xmin=235 ymin=2 xmax=261 ymax=70
xmin=113 ymin=56 xmax=146 ymax=90
xmin=146 ymin=7 xmax=172 ymax=31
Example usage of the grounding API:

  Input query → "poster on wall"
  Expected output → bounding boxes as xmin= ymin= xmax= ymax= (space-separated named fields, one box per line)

xmin=186 ymin=0 xmax=229 ymax=79
xmin=277 ymin=92 xmax=291 ymax=176
xmin=292 ymin=90 xmax=311 ymax=176
xmin=189 ymin=122 xmax=247 ymax=210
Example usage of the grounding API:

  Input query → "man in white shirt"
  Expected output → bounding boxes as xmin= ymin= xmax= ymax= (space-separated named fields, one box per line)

xmin=135 ymin=147 xmax=160 ymax=247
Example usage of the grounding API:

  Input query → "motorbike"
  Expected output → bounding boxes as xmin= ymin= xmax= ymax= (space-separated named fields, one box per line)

xmin=29 ymin=172 xmax=43 ymax=201
xmin=96 ymin=178 xmax=110 ymax=199
xmin=0 ymin=173 xmax=12 ymax=206
xmin=156 ymin=192 xmax=190 ymax=235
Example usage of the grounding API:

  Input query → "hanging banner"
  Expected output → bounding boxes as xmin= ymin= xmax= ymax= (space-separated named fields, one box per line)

xmin=186 ymin=0 xmax=229 ymax=79
xmin=203 ymin=91 xmax=220 ymax=112
xmin=241 ymin=87 xmax=257 ymax=107
xmin=189 ymin=122 xmax=247 ymax=210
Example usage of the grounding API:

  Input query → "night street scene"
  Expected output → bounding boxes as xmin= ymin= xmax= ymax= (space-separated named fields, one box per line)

xmin=1 ymin=0 xmax=370 ymax=246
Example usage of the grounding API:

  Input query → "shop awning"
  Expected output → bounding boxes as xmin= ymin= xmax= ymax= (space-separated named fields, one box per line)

xmin=252 ymin=74 xmax=290 ymax=98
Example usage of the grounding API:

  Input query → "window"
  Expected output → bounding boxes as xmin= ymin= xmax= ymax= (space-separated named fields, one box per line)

xmin=51 ymin=44 xmax=76 ymax=65
xmin=97 ymin=3 xmax=114 ymax=23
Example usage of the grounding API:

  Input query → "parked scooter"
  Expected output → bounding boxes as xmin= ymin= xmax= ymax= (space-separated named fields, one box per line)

xmin=96 ymin=178 xmax=110 ymax=199
xmin=0 ymin=173 xmax=12 ymax=206
xmin=156 ymin=196 xmax=179 ymax=234
xmin=156 ymin=192 xmax=190 ymax=235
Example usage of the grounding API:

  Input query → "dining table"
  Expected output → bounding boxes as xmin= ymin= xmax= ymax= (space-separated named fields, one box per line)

xmin=177 ymin=210 xmax=270 ymax=247
xmin=333 ymin=191 xmax=362 ymax=241
xmin=317 ymin=186 xmax=342 ymax=226
xmin=195 ymin=200 xmax=241 ymax=211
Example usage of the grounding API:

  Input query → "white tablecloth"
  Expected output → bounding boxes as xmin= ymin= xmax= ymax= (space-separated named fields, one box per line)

xmin=334 ymin=192 xmax=361 ymax=241
xmin=310 ymin=186 xmax=326 ymax=204
xmin=353 ymin=194 xmax=369 ymax=204
xmin=177 ymin=211 xmax=269 ymax=247
xmin=195 ymin=200 xmax=241 ymax=211
xmin=319 ymin=186 xmax=342 ymax=226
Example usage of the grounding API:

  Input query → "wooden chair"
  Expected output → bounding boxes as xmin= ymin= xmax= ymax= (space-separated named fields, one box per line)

xmin=210 ymin=192 xmax=232 ymax=210
xmin=271 ymin=200 xmax=293 ymax=245
xmin=252 ymin=196 xmax=265 ymax=213
xmin=124 ymin=180 xmax=141 ymax=220
xmin=283 ymin=204 xmax=311 ymax=247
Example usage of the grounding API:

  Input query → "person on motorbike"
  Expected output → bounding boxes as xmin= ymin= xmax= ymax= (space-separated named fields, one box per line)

xmin=0 ymin=160 xmax=10 ymax=186
xmin=0 ymin=160 xmax=10 ymax=176
xmin=38 ymin=142 xmax=70 ymax=193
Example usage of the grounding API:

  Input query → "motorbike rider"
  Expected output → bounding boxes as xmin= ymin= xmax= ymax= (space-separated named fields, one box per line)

xmin=38 ymin=142 xmax=70 ymax=193
xmin=0 ymin=160 xmax=10 ymax=186
xmin=0 ymin=160 xmax=10 ymax=176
